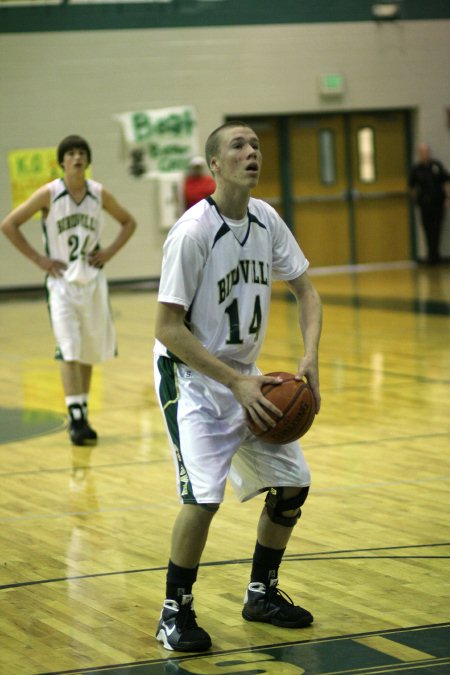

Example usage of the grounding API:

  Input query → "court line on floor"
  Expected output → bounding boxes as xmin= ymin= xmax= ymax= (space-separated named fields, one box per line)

xmin=261 ymin=353 xmax=450 ymax=386
xmin=1 ymin=543 xmax=448 ymax=591
xmin=34 ymin=620 xmax=450 ymax=675
xmin=0 ymin=472 xmax=449 ymax=524
xmin=0 ymin=431 xmax=449 ymax=480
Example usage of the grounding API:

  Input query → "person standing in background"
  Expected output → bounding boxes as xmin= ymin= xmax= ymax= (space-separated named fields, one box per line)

xmin=409 ymin=143 xmax=450 ymax=265
xmin=1 ymin=135 xmax=137 ymax=446
xmin=183 ymin=155 xmax=216 ymax=210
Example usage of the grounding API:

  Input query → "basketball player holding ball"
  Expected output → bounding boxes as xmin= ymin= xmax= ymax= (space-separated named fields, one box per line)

xmin=154 ymin=121 xmax=322 ymax=652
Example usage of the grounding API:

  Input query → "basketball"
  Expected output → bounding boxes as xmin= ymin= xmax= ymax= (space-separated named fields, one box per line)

xmin=246 ymin=371 xmax=316 ymax=444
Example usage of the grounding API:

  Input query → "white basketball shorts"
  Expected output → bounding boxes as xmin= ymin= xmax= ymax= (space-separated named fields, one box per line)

xmin=47 ymin=272 xmax=116 ymax=364
xmin=154 ymin=355 xmax=311 ymax=504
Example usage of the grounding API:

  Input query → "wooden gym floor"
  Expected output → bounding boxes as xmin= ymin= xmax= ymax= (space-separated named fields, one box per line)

xmin=0 ymin=262 xmax=449 ymax=675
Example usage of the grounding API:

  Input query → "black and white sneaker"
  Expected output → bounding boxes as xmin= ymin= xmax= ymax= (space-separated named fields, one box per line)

xmin=242 ymin=579 xmax=313 ymax=628
xmin=69 ymin=420 xmax=98 ymax=446
xmin=156 ymin=594 xmax=211 ymax=652
xmin=83 ymin=421 xmax=98 ymax=443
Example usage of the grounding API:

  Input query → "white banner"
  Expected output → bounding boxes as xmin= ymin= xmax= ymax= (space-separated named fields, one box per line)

xmin=114 ymin=105 xmax=199 ymax=176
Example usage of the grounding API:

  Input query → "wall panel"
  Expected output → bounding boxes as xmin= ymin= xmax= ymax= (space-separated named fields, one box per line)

xmin=1 ymin=20 xmax=449 ymax=287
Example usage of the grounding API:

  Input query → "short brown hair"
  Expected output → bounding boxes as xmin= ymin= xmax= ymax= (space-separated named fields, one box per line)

xmin=57 ymin=135 xmax=92 ymax=166
xmin=205 ymin=121 xmax=254 ymax=170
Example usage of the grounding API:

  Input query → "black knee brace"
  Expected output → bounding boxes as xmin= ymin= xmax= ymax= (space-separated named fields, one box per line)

xmin=265 ymin=486 xmax=310 ymax=527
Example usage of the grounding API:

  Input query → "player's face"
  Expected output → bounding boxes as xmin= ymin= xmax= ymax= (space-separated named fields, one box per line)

xmin=212 ymin=126 xmax=261 ymax=189
xmin=61 ymin=147 xmax=89 ymax=174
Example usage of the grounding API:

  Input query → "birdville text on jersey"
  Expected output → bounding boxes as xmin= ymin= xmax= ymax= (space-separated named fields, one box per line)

xmin=218 ymin=260 xmax=269 ymax=304
xmin=57 ymin=214 xmax=97 ymax=234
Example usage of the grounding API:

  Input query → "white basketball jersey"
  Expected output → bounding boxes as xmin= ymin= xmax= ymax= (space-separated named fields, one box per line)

xmin=43 ymin=178 xmax=104 ymax=285
xmin=155 ymin=196 xmax=309 ymax=365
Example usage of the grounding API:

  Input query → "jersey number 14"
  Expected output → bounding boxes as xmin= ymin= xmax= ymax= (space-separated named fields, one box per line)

xmin=225 ymin=295 xmax=262 ymax=344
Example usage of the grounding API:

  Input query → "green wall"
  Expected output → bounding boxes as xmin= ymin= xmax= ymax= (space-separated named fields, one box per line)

xmin=1 ymin=0 xmax=450 ymax=34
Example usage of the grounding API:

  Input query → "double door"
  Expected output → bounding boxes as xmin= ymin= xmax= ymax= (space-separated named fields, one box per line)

xmin=248 ymin=111 xmax=412 ymax=266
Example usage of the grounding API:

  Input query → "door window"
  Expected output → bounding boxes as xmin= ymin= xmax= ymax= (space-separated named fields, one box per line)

xmin=357 ymin=126 xmax=376 ymax=183
xmin=318 ymin=129 xmax=336 ymax=185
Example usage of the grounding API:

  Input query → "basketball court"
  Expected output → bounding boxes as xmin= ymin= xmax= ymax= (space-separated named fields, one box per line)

xmin=0 ymin=262 xmax=449 ymax=674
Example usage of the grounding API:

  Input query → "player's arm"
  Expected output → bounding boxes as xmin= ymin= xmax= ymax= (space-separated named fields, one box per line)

xmin=286 ymin=272 xmax=322 ymax=413
xmin=0 ymin=186 xmax=66 ymax=277
xmin=155 ymin=301 xmax=282 ymax=428
xmin=88 ymin=188 xmax=136 ymax=267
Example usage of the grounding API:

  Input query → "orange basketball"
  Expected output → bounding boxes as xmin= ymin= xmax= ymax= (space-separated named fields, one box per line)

xmin=246 ymin=371 xmax=316 ymax=444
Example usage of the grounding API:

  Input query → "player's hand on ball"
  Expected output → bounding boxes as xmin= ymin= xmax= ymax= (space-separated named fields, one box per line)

xmin=246 ymin=372 xmax=317 ymax=444
xmin=232 ymin=374 xmax=283 ymax=430
xmin=296 ymin=356 xmax=321 ymax=413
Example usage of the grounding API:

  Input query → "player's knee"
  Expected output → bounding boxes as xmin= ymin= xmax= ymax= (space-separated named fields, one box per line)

xmin=265 ymin=486 xmax=309 ymax=527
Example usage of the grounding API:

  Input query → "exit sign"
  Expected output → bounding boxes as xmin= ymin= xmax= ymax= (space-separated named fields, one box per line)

xmin=318 ymin=73 xmax=345 ymax=97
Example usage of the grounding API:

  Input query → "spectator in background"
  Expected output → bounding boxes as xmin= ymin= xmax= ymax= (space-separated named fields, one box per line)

xmin=183 ymin=156 xmax=216 ymax=210
xmin=409 ymin=143 xmax=450 ymax=265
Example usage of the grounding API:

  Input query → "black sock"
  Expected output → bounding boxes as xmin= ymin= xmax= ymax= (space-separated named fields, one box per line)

xmin=250 ymin=541 xmax=285 ymax=586
xmin=166 ymin=560 xmax=199 ymax=601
